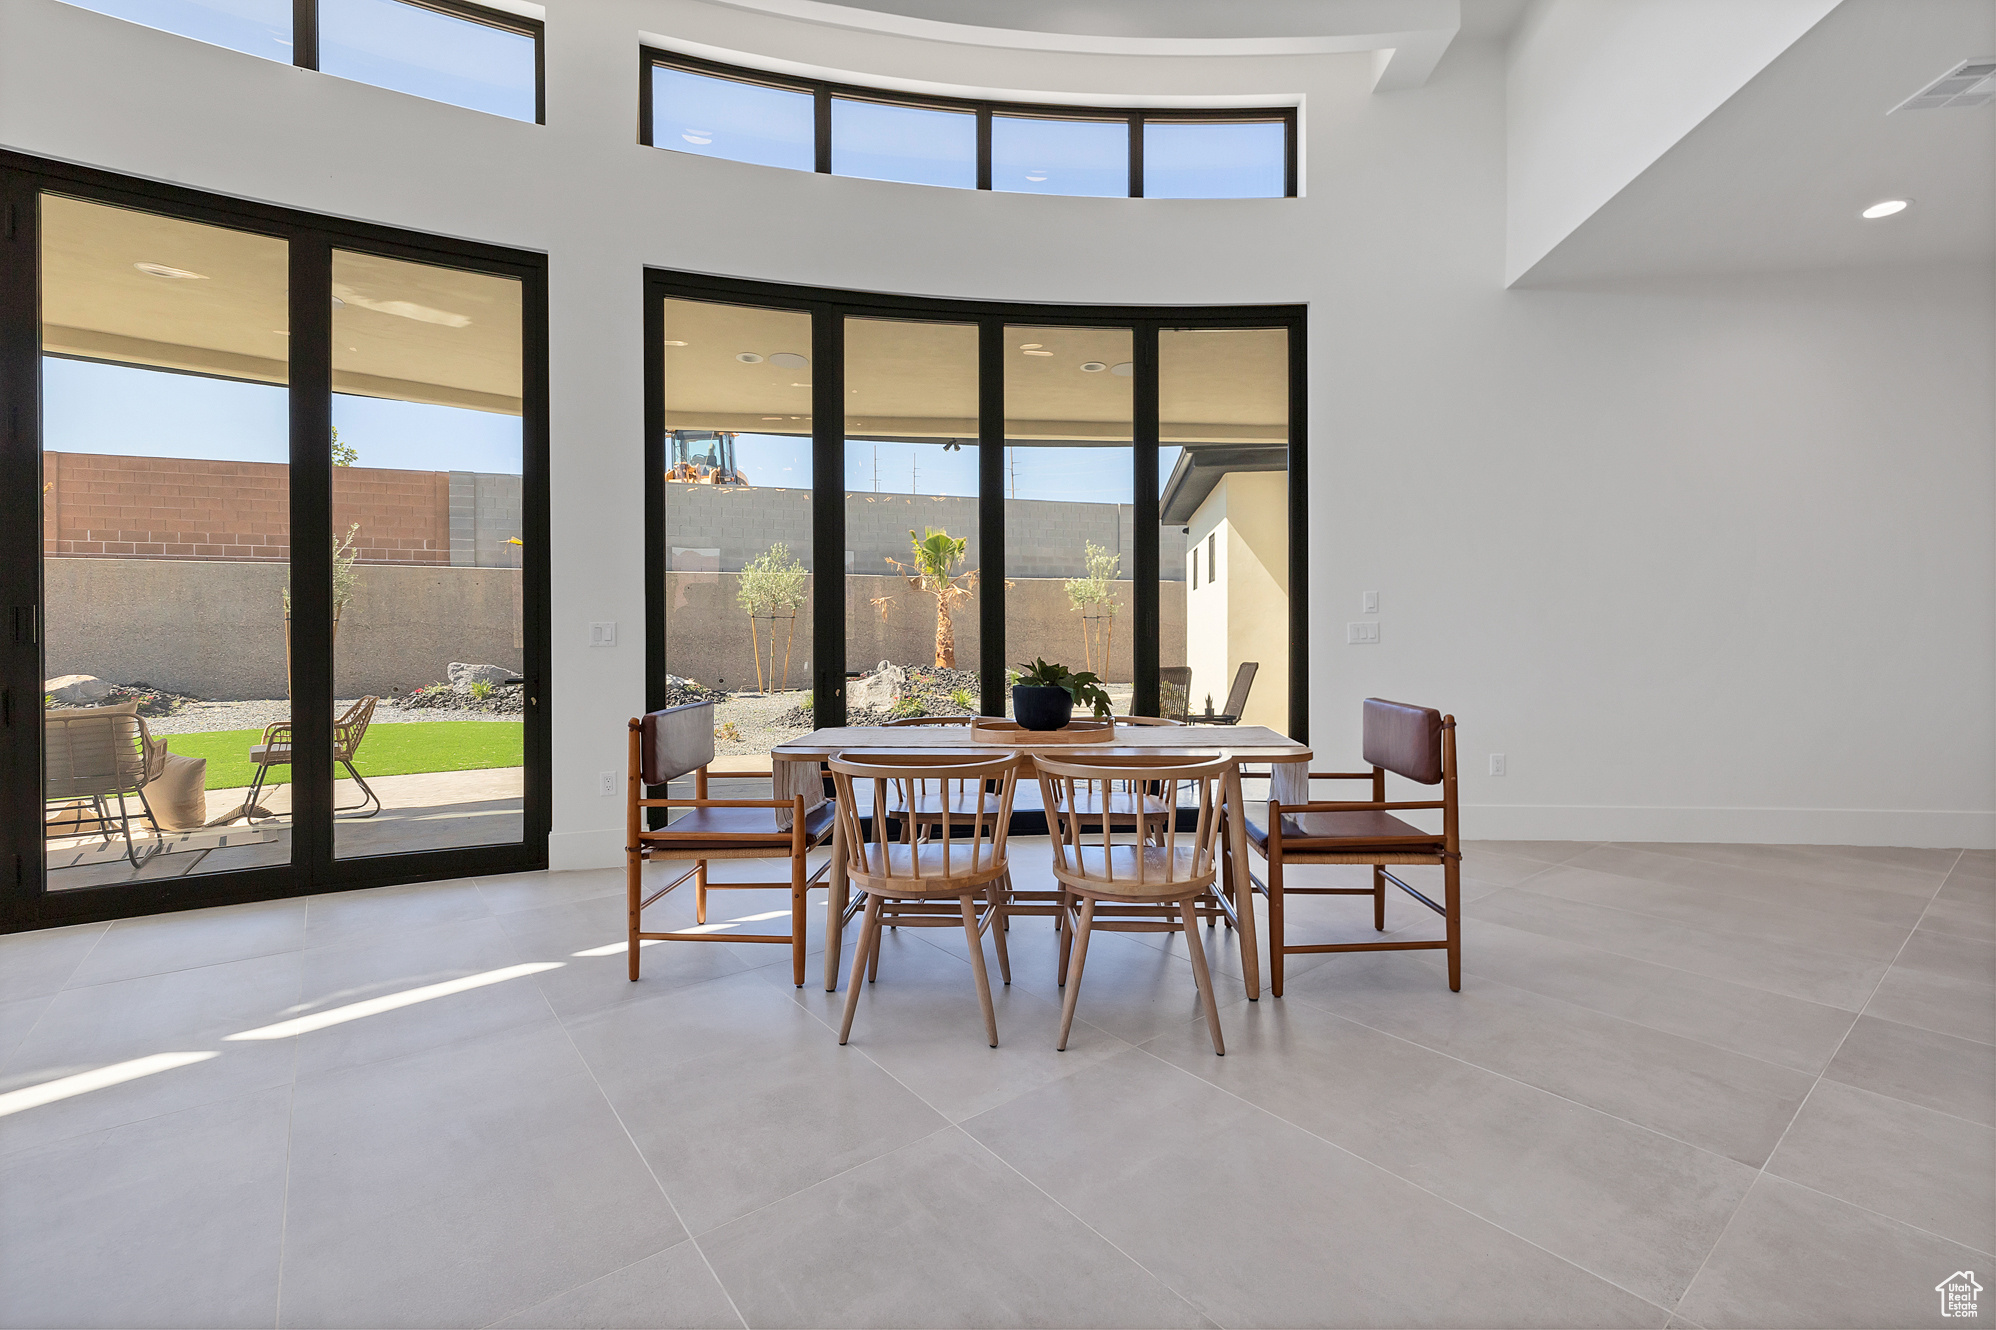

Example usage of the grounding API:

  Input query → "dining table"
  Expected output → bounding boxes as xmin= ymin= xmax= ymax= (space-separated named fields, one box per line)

xmin=768 ymin=723 xmax=1313 ymax=999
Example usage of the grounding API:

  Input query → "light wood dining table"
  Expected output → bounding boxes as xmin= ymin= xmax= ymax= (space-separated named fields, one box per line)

xmin=769 ymin=724 xmax=1312 ymax=999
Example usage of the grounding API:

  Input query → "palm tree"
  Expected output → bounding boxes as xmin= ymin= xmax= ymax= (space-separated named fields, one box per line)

xmin=888 ymin=527 xmax=977 ymax=668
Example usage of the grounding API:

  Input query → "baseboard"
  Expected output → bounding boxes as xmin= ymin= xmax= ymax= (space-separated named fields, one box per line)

xmin=1463 ymin=804 xmax=1994 ymax=850
xmin=547 ymin=827 xmax=626 ymax=871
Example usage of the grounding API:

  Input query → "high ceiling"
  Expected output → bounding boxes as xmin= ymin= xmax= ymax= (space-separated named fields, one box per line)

xmin=39 ymin=194 xmax=524 ymax=413
xmin=1521 ymin=0 xmax=1996 ymax=285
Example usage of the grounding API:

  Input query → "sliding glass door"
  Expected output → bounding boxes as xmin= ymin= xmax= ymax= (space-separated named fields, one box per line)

xmin=0 ymin=156 xmax=549 ymax=932
xmin=643 ymin=274 xmax=1305 ymax=743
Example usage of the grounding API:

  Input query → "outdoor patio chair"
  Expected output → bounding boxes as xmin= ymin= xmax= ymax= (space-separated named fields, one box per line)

xmin=243 ymin=695 xmax=381 ymax=822
xmin=44 ymin=702 xmax=165 ymax=868
xmin=626 ymin=700 xmax=835 ymax=987
xmin=1158 ymin=666 xmax=1193 ymax=721
xmin=1183 ymin=662 xmax=1259 ymax=724
xmin=1240 ymin=698 xmax=1461 ymax=995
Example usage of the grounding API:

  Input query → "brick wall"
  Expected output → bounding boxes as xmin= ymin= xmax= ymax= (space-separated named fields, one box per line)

xmin=41 ymin=453 xmax=519 ymax=566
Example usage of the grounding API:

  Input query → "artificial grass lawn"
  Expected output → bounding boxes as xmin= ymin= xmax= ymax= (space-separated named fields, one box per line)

xmin=163 ymin=720 xmax=523 ymax=791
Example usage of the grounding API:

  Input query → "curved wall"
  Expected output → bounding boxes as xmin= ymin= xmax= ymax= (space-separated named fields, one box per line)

xmin=2 ymin=0 xmax=1989 ymax=859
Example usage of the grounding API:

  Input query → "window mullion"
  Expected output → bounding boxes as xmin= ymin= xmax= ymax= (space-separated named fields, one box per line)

xmin=815 ymin=87 xmax=833 ymax=174
xmin=293 ymin=0 xmax=318 ymax=67
xmin=1128 ymin=114 xmax=1143 ymax=198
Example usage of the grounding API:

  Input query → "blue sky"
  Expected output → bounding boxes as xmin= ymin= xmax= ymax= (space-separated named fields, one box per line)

xmin=42 ymin=357 xmax=523 ymax=474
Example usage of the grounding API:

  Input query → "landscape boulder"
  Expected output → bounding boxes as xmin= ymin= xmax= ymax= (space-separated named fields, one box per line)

xmin=44 ymin=674 xmax=115 ymax=706
xmin=847 ymin=661 xmax=907 ymax=711
xmin=448 ymin=662 xmax=516 ymax=688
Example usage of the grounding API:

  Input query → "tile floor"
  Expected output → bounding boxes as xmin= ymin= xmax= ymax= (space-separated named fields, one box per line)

xmin=0 ymin=841 xmax=1988 ymax=1328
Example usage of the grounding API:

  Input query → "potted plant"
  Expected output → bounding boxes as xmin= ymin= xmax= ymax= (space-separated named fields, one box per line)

xmin=1012 ymin=658 xmax=1112 ymax=731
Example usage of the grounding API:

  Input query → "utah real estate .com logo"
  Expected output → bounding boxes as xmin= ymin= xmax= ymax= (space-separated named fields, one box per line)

xmin=1938 ymin=1271 xmax=1982 ymax=1318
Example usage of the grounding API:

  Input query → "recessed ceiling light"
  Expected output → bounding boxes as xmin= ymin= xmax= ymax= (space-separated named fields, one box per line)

xmin=331 ymin=296 xmax=346 ymax=307
xmin=1018 ymin=343 xmax=1043 ymax=350
xmin=663 ymin=339 xmax=688 ymax=346
xmin=1023 ymin=349 xmax=1054 ymax=357
xmin=682 ymin=131 xmax=713 ymax=145
xmin=791 ymin=382 xmax=812 ymax=388
xmin=1025 ymin=173 xmax=1048 ymax=182
xmin=769 ymin=352 xmax=809 ymax=368
xmin=1109 ymin=362 xmax=1133 ymax=377
xmin=762 ymin=416 xmax=783 ymax=420
xmin=133 ymin=262 xmax=207 ymax=280
xmin=272 ymin=330 xmax=290 ymax=336
xmin=1079 ymin=361 xmax=1107 ymax=372
xmin=1861 ymin=199 xmax=1911 ymax=219
xmin=737 ymin=352 xmax=764 ymax=363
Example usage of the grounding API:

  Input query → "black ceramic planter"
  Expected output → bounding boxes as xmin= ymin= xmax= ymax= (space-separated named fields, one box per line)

xmin=1012 ymin=685 xmax=1074 ymax=731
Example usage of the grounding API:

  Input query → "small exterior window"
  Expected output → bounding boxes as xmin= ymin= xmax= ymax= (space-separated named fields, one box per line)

xmin=1143 ymin=121 xmax=1288 ymax=199
xmin=58 ymin=0 xmax=293 ymax=62
xmin=64 ymin=0 xmax=544 ymax=123
xmin=991 ymin=115 xmax=1126 ymax=197
xmin=319 ymin=0 xmax=539 ymax=123
xmin=831 ymin=99 xmax=977 ymax=189
xmin=1207 ymin=533 xmax=1218 ymax=581
xmin=653 ymin=66 xmax=816 ymax=172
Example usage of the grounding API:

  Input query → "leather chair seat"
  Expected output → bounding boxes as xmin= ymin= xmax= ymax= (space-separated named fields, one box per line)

xmin=1243 ymin=807 xmax=1441 ymax=854
xmin=661 ymin=801 xmax=834 ymax=842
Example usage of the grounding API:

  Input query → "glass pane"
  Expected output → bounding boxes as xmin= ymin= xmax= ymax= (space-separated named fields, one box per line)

xmin=1143 ymin=121 xmax=1286 ymax=199
xmin=831 ymin=99 xmax=976 ymax=189
xmin=844 ymin=318 xmax=980 ymax=720
xmin=332 ymin=250 xmax=525 ymax=859
xmin=652 ymin=67 xmax=815 ymax=172
xmin=1002 ymin=327 xmax=1135 ymax=717
xmin=320 ymin=0 xmax=537 ymax=123
xmin=991 ymin=115 xmax=1126 ymax=197
xmin=1160 ymin=327 xmax=1289 ymax=729
xmin=661 ymin=298 xmax=815 ymax=764
xmin=57 ymin=0 xmax=292 ymax=62
xmin=40 ymin=194 xmax=291 ymax=889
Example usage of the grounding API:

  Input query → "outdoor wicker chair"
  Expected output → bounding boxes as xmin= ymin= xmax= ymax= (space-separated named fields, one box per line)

xmin=44 ymin=702 xmax=165 ymax=867
xmin=244 ymin=695 xmax=382 ymax=821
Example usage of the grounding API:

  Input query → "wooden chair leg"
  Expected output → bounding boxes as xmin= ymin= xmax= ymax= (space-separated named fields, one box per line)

xmin=1219 ymin=834 xmax=1236 ymax=931
xmin=1373 ymin=863 xmax=1386 ymax=931
xmin=626 ymin=851 xmax=642 ymax=982
xmin=695 ymin=860 xmax=708 ymax=925
xmin=1445 ymin=855 xmax=1462 ymax=992
xmin=1269 ymin=855 xmax=1286 ymax=998
xmin=987 ymin=882 xmax=1011 ymax=984
xmin=1181 ymin=899 xmax=1225 ymax=1056
xmin=868 ymin=904 xmax=884 ymax=982
xmin=1056 ymin=899 xmax=1096 ymax=1051
xmin=1056 ymin=892 xmax=1073 ymax=988
xmin=960 ymin=894 xmax=1000 ymax=1048
xmin=790 ymin=854 xmax=807 ymax=989
xmin=840 ymin=894 xmax=882 ymax=1044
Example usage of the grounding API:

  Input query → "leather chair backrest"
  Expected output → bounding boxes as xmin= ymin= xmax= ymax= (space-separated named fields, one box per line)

xmin=640 ymin=700 xmax=716 ymax=786
xmin=1361 ymin=698 xmax=1443 ymax=785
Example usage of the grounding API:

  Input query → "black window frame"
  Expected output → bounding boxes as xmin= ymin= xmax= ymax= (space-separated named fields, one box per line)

xmin=0 ymin=150 xmax=553 ymax=935
xmin=642 ymin=269 xmax=1308 ymax=748
xmin=288 ymin=0 xmax=548 ymax=125
xmin=639 ymin=48 xmax=1298 ymax=200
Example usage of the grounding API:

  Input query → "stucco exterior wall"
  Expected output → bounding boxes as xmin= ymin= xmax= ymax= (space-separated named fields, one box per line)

xmin=1185 ymin=473 xmax=1289 ymax=728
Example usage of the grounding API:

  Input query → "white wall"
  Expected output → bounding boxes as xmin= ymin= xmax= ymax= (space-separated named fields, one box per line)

xmin=2 ymin=0 xmax=1988 ymax=858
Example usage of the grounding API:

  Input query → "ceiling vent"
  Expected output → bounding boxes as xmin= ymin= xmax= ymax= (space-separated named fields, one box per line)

xmin=1892 ymin=58 xmax=1996 ymax=111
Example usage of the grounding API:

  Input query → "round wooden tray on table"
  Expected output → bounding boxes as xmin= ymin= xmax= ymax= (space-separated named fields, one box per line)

xmin=969 ymin=718 xmax=1117 ymax=745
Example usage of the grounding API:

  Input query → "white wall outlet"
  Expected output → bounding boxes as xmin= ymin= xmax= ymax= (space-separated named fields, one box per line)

xmin=588 ymin=621 xmax=617 ymax=647
xmin=598 ymin=770 xmax=617 ymax=796
xmin=1488 ymin=753 xmax=1506 ymax=777
xmin=1347 ymin=621 xmax=1380 ymax=645
xmin=1362 ymin=590 xmax=1379 ymax=614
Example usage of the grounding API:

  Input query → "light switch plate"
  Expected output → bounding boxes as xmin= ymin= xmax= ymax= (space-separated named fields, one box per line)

xmin=589 ymin=621 xmax=617 ymax=647
xmin=1362 ymin=591 xmax=1379 ymax=614
xmin=1347 ymin=621 xmax=1380 ymax=645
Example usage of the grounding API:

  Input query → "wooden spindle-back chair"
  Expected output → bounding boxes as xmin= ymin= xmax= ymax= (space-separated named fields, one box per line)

xmin=829 ymin=751 xmax=1022 ymax=1048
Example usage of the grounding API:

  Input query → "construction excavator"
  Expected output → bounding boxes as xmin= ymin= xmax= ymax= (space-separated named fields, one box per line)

xmin=664 ymin=431 xmax=750 ymax=485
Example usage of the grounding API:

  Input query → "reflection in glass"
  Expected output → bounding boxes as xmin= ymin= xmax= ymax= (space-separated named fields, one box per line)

xmin=991 ymin=116 xmax=1126 ymax=197
xmin=831 ymin=99 xmax=977 ymax=189
xmin=40 ymin=193 xmax=292 ymax=889
xmin=844 ymin=319 xmax=980 ymax=717
xmin=1002 ymin=327 xmax=1135 ymax=715
xmin=1160 ymin=327 xmax=1289 ymax=727
xmin=320 ymin=0 xmax=537 ymax=122
xmin=1143 ymin=121 xmax=1287 ymax=199
xmin=661 ymin=299 xmax=815 ymax=762
xmin=57 ymin=0 xmax=292 ymax=62
xmin=332 ymin=250 xmax=525 ymax=859
xmin=653 ymin=67 xmax=816 ymax=172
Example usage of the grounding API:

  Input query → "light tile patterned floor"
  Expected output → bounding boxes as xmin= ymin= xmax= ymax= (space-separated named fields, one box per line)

xmin=0 ymin=842 xmax=1988 ymax=1328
